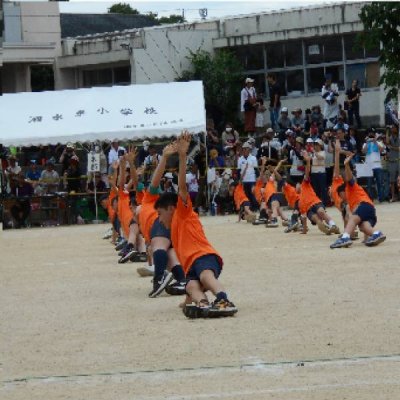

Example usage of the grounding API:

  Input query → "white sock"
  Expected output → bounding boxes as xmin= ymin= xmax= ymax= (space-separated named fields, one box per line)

xmin=373 ymin=231 xmax=380 ymax=235
xmin=342 ymin=232 xmax=350 ymax=239
xmin=328 ymin=220 xmax=335 ymax=227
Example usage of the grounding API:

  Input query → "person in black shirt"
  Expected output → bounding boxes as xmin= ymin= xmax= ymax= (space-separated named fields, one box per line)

xmin=346 ymin=79 xmax=362 ymax=128
xmin=267 ymin=73 xmax=281 ymax=131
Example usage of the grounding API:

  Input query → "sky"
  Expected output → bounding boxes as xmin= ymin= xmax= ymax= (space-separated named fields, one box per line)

xmin=53 ymin=0 xmax=336 ymax=21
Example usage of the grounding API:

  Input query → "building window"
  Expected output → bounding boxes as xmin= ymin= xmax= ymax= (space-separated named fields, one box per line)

xmin=285 ymin=41 xmax=303 ymax=67
xmin=307 ymin=67 xmax=325 ymax=94
xmin=266 ymin=43 xmax=284 ymax=69
xmin=232 ymin=46 xmax=264 ymax=70
xmin=82 ymin=66 xmax=130 ymax=87
xmin=346 ymin=62 xmax=380 ymax=89
xmin=30 ymin=65 xmax=55 ymax=92
xmin=344 ymin=34 xmax=364 ymax=60
xmin=286 ymin=69 xmax=304 ymax=94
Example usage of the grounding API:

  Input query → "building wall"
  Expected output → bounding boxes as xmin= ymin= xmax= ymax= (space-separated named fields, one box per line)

xmin=132 ymin=22 xmax=219 ymax=84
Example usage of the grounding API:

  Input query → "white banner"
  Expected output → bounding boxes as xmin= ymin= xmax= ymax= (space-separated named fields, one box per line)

xmin=0 ymin=81 xmax=206 ymax=146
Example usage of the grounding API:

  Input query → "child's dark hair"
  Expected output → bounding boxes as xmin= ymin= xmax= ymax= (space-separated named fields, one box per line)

xmin=154 ymin=192 xmax=178 ymax=210
xmin=337 ymin=183 xmax=346 ymax=194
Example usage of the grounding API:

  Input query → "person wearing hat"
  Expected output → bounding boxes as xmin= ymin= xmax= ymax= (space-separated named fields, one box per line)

xmin=59 ymin=142 xmax=78 ymax=174
xmin=257 ymin=130 xmax=279 ymax=162
xmin=310 ymin=138 xmax=328 ymax=206
xmin=267 ymin=73 xmax=281 ymax=130
xmin=288 ymin=136 xmax=305 ymax=184
xmin=278 ymin=107 xmax=292 ymax=135
xmin=238 ymin=141 xmax=258 ymax=210
xmin=241 ymin=77 xmax=257 ymax=134
xmin=138 ymin=140 xmax=150 ymax=165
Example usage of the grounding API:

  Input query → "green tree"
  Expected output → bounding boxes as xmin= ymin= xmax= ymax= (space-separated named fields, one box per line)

xmin=158 ymin=14 xmax=186 ymax=24
xmin=108 ymin=3 xmax=139 ymax=14
xmin=178 ymin=50 xmax=244 ymax=125
xmin=359 ymin=2 xmax=400 ymax=100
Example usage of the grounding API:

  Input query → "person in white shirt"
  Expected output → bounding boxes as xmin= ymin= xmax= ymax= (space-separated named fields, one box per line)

xmin=321 ymin=74 xmax=339 ymax=129
xmin=237 ymin=142 xmax=258 ymax=210
xmin=108 ymin=139 xmax=126 ymax=166
xmin=186 ymin=165 xmax=199 ymax=205
xmin=310 ymin=138 xmax=328 ymax=205
xmin=362 ymin=130 xmax=385 ymax=202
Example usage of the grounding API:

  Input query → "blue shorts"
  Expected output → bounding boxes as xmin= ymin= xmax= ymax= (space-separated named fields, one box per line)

xmin=241 ymin=201 xmax=251 ymax=208
xmin=113 ymin=216 xmax=121 ymax=233
xmin=186 ymin=254 xmax=222 ymax=281
xmin=307 ymin=202 xmax=324 ymax=222
xmin=353 ymin=202 xmax=377 ymax=227
xmin=150 ymin=218 xmax=171 ymax=240
xmin=267 ymin=193 xmax=280 ymax=208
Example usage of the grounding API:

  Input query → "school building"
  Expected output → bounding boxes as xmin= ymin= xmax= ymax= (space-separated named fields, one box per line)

xmin=0 ymin=1 xmax=384 ymax=125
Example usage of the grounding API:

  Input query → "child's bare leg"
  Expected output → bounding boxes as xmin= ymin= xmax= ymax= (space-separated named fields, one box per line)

xmin=186 ymin=279 xmax=208 ymax=304
xmin=317 ymin=208 xmax=331 ymax=224
xmin=136 ymin=234 xmax=146 ymax=253
xmin=359 ymin=221 xmax=374 ymax=236
xmin=343 ymin=214 xmax=361 ymax=235
xmin=199 ymin=269 xmax=226 ymax=297
xmin=270 ymin=200 xmax=280 ymax=218
xmin=277 ymin=205 xmax=287 ymax=221
xmin=244 ymin=205 xmax=254 ymax=216
xmin=128 ymin=223 xmax=139 ymax=246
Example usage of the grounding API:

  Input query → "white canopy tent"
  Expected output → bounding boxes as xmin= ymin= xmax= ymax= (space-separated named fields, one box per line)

xmin=0 ymin=81 xmax=206 ymax=146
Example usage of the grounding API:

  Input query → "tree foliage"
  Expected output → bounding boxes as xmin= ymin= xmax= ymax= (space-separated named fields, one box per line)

xmin=359 ymin=2 xmax=400 ymax=100
xmin=158 ymin=14 xmax=186 ymax=24
xmin=178 ymin=50 xmax=244 ymax=125
xmin=108 ymin=3 xmax=139 ymax=14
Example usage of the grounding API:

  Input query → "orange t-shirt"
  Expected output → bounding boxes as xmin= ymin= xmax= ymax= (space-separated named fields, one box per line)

xmin=138 ymin=191 xmax=159 ymax=244
xmin=136 ymin=191 xmax=144 ymax=205
xmin=118 ymin=191 xmax=134 ymax=238
xmin=171 ymin=195 xmax=222 ymax=275
xmin=233 ymin=184 xmax=249 ymax=211
xmin=299 ymin=180 xmax=321 ymax=215
xmin=283 ymin=182 xmax=300 ymax=209
xmin=331 ymin=176 xmax=344 ymax=211
xmin=107 ymin=187 xmax=118 ymax=222
xmin=254 ymin=179 xmax=265 ymax=205
xmin=345 ymin=180 xmax=374 ymax=212
xmin=263 ymin=178 xmax=277 ymax=204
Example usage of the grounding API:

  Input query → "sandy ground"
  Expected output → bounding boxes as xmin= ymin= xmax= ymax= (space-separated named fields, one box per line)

xmin=1 ymin=203 xmax=400 ymax=400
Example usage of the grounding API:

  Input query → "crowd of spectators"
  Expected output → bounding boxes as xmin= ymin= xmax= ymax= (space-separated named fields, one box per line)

xmin=1 ymin=73 xmax=399 ymax=227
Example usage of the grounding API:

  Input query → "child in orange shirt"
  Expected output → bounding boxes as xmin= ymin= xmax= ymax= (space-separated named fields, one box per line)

xmin=263 ymin=159 xmax=289 ymax=228
xmin=330 ymin=154 xmax=386 ymax=248
xmin=231 ymin=182 xmax=256 ymax=223
xmin=252 ymin=157 xmax=269 ymax=225
xmin=299 ymin=153 xmax=340 ymax=235
xmin=155 ymin=131 xmax=237 ymax=318
xmin=137 ymin=143 xmax=186 ymax=297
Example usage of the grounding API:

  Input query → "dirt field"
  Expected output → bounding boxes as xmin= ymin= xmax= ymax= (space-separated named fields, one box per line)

xmin=1 ymin=203 xmax=400 ymax=399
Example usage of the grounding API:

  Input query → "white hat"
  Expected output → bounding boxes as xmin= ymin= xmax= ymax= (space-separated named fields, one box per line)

xmin=248 ymin=137 xmax=256 ymax=144
xmin=143 ymin=140 xmax=150 ymax=147
xmin=245 ymin=77 xmax=255 ymax=83
xmin=242 ymin=142 xmax=252 ymax=149
xmin=306 ymin=138 xmax=314 ymax=144
xmin=314 ymin=138 xmax=324 ymax=146
xmin=281 ymin=107 xmax=288 ymax=113
xmin=223 ymin=168 xmax=232 ymax=176
xmin=164 ymin=172 xmax=173 ymax=179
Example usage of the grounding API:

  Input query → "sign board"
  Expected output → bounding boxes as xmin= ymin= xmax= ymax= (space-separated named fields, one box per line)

xmin=308 ymin=44 xmax=320 ymax=55
xmin=87 ymin=152 xmax=101 ymax=173
xmin=0 ymin=81 xmax=206 ymax=146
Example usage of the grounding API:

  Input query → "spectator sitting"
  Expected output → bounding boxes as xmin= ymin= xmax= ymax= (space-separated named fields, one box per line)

xmin=10 ymin=172 xmax=34 ymax=228
xmin=209 ymin=148 xmax=225 ymax=169
xmin=310 ymin=105 xmax=324 ymax=130
xmin=25 ymin=160 xmax=41 ymax=182
xmin=333 ymin=115 xmax=349 ymax=132
xmin=215 ymin=168 xmax=234 ymax=214
xmin=221 ymin=123 xmax=240 ymax=153
xmin=257 ymin=129 xmax=279 ymax=162
xmin=87 ymin=172 xmax=107 ymax=193
xmin=206 ymin=128 xmax=221 ymax=152
xmin=291 ymin=108 xmax=305 ymax=136
xmin=224 ymin=146 xmax=238 ymax=169
xmin=309 ymin=123 xmax=320 ymax=141
xmin=277 ymin=107 xmax=292 ymax=138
